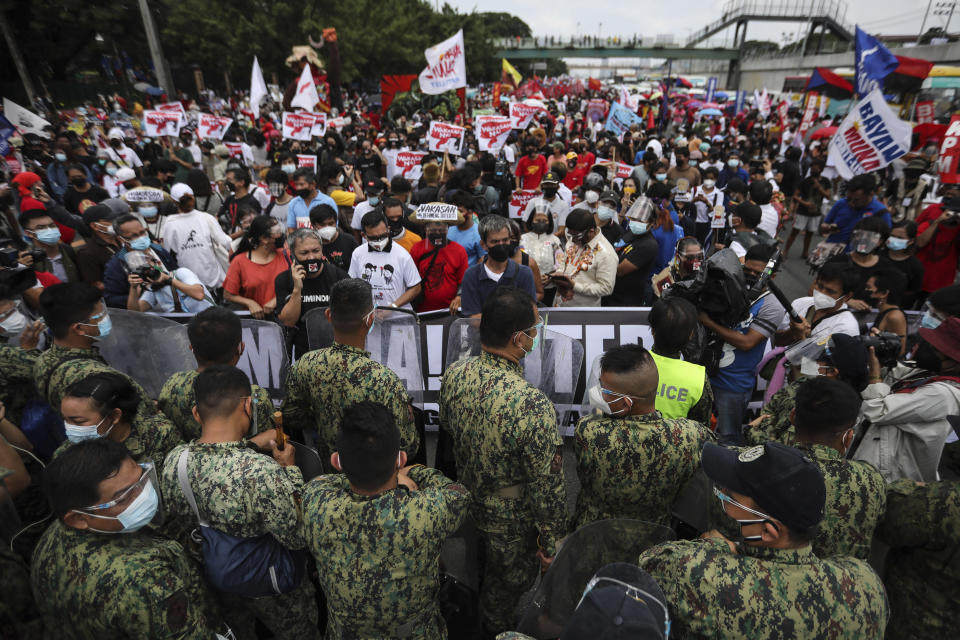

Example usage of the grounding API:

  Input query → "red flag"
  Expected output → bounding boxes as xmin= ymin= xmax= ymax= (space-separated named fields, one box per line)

xmin=588 ymin=77 xmax=602 ymax=92
xmin=492 ymin=82 xmax=501 ymax=108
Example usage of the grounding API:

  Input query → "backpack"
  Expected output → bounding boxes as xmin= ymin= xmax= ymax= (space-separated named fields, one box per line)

xmin=176 ymin=449 xmax=306 ymax=597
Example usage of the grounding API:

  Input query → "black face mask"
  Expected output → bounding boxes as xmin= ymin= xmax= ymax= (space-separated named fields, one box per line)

xmin=543 ymin=187 xmax=558 ymax=198
xmin=388 ymin=220 xmax=404 ymax=237
xmin=274 ymin=236 xmax=285 ymax=249
xmin=294 ymin=188 xmax=310 ymax=199
xmin=428 ymin=232 xmax=447 ymax=247
xmin=300 ymin=258 xmax=322 ymax=274
xmin=70 ymin=176 xmax=87 ymax=187
xmin=532 ymin=222 xmax=550 ymax=234
xmin=914 ymin=340 xmax=943 ymax=372
xmin=487 ymin=243 xmax=512 ymax=262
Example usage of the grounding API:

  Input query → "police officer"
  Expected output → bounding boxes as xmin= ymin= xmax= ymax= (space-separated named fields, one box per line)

xmin=282 ymin=278 xmax=419 ymax=470
xmin=576 ymin=344 xmax=714 ymax=530
xmin=877 ymin=463 xmax=959 ymax=640
xmin=648 ymin=297 xmax=712 ymax=423
xmin=31 ymin=439 xmax=225 ymax=638
xmin=438 ymin=286 xmax=566 ymax=635
xmin=160 ymin=366 xmax=319 ymax=640
xmin=33 ymin=283 xmax=154 ymax=417
xmin=302 ymin=401 xmax=470 ymax=639
xmin=158 ymin=307 xmax=274 ymax=441
xmin=640 ymin=441 xmax=889 ymax=639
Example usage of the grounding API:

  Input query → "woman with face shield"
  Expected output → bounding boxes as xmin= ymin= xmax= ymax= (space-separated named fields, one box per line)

xmin=832 ymin=216 xmax=893 ymax=312
xmin=603 ymin=195 xmax=661 ymax=307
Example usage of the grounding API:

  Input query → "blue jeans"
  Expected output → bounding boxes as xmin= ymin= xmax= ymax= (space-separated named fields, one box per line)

xmin=713 ymin=387 xmax=751 ymax=446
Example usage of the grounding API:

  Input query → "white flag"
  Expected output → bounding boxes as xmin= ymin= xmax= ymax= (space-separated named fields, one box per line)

xmin=827 ymin=88 xmax=911 ymax=180
xmin=418 ymin=30 xmax=467 ymax=95
xmin=290 ymin=64 xmax=320 ymax=112
xmin=3 ymin=98 xmax=51 ymax=136
xmin=250 ymin=56 xmax=267 ymax=120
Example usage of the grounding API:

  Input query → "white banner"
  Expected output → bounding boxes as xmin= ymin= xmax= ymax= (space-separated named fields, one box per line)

xmin=827 ymin=88 xmax=911 ymax=180
xmin=3 ymin=98 xmax=51 ymax=136
xmin=197 ymin=113 xmax=232 ymax=140
xmin=508 ymin=189 xmax=540 ymax=219
xmin=296 ymin=154 xmax=317 ymax=170
xmin=310 ymin=112 xmax=327 ymax=137
xmin=427 ymin=121 xmax=465 ymax=154
xmin=388 ymin=150 xmax=428 ymax=182
xmin=143 ymin=110 xmax=183 ymax=137
xmin=282 ymin=112 xmax=314 ymax=141
xmin=418 ymin=29 xmax=467 ymax=95
xmin=509 ymin=101 xmax=543 ymax=129
xmin=416 ymin=203 xmax=459 ymax=221
xmin=475 ymin=115 xmax=512 ymax=151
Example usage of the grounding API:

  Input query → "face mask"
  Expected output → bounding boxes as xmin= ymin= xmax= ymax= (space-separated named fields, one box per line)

xmin=129 ymin=236 xmax=151 ymax=251
xmin=139 ymin=206 xmax=158 ymax=219
xmin=143 ymin=138 xmax=152 ymax=144
xmin=655 ymin=173 xmax=667 ymax=182
xmin=623 ymin=186 xmax=636 ymax=195
xmin=98 ymin=158 xmax=106 ymax=166
xmin=80 ymin=313 xmax=112 ymax=340
xmin=487 ymin=243 xmax=512 ymax=262
xmin=54 ymin=152 xmax=67 ymax=162
xmin=799 ymin=357 xmax=823 ymax=377
xmin=914 ymin=340 xmax=943 ymax=372
xmin=532 ymin=222 xmax=550 ymax=234
xmin=744 ymin=274 xmax=759 ymax=289
xmin=35 ymin=227 xmax=62 ymax=245
xmin=268 ymin=183 xmax=286 ymax=199
xmin=70 ymin=176 xmax=87 ymax=187
xmin=86 ymin=482 xmax=159 ymax=533
xmin=64 ymin=415 xmax=116 ymax=443
xmin=388 ymin=219 xmax=405 ymax=237
xmin=106 ymin=167 xmax=118 ymax=176
xmin=812 ymin=289 xmax=838 ymax=310
xmin=597 ymin=205 xmax=616 ymax=222
xmin=920 ymin=311 xmax=942 ymax=330
xmin=728 ymin=159 xmax=740 ymax=167
xmin=281 ymin=164 xmax=296 ymax=175
xmin=543 ymin=187 xmax=558 ymax=198
xmin=689 ymin=160 xmax=698 ymax=167
xmin=293 ymin=187 xmax=309 ymax=199
xmin=274 ymin=236 xmax=285 ymax=249
xmin=317 ymin=225 xmax=338 ymax=242
xmin=886 ymin=237 xmax=909 ymax=251
xmin=714 ymin=487 xmax=776 ymax=542
xmin=0 ymin=309 xmax=27 ymax=336
xmin=368 ymin=196 xmax=380 ymax=207
xmin=368 ymin=237 xmax=389 ymax=251
xmin=300 ymin=258 xmax=322 ymax=274
xmin=629 ymin=221 xmax=648 ymax=235
xmin=703 ymin=179 xmax=716 ymax=189
xmin=428 ymin=232 xmax=447 ymax=247
xmin=851 ymin=231 xmax=881 ymax=254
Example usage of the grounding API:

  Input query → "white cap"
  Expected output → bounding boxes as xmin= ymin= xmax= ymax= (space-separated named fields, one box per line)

xmin=115 ymin=167 xmax=136 ymax=182
xmin=170 ymin=183 xmax=194 ymax=202
xmin=108 ymin=127 xmax=125 ymax=140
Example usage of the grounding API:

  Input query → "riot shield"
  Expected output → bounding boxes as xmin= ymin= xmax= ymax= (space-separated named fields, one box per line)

xmin=515 ymin=519 xmax=675 ymax=638
xmin=236 ymin=319 xmax=289 ymax=405
xmin=302 ymin=306 xmax=335 ymax=352
xmin=445 ymin=317 xmax=585 ymax=426
xmin=364 ymin=308 xmax=425 ymax=406
xmin=98 ymin=309 xmax=195 ymax=398
xmin=291 ymin=441 xmax=324 ymax=482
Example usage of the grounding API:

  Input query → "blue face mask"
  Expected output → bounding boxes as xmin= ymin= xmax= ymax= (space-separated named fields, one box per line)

xmin=139 ymin=206 xmax=158 ymax=219
xmin=597 ymin=205 xmax=616 ymax=221
xmin=728 ymin=159 xmax=740 ymax=167
xmin=281 ymin=164 xmax=296 ymax=175
xmin=81 ymin=312 xmax=112 ymax=340
xmin=82 ymin=481 xmax=159 ymax=533
xmin=54 ymin=152 xmax=67 ymax=163
xmin=629 ymin=221 xmax=648 ymax=235
xmin=129 ymin=236 xmax=151 ymax=251
xmin=920 ymin=311 xmax=942 ymax=330
xmin=689 ymin=160 xmax=698 ymax=167
xmin=886 ymin=237 xmax=909 ymax=251
xmin=64 ymin=415 xmax=116 ymax=443
xmin=367 ymin=196 xmax=379 ymax=207
xmin=655 ymin=173 xmax=667 ymax=182
xmin=35 ymin=228 xmax=62 ymax=245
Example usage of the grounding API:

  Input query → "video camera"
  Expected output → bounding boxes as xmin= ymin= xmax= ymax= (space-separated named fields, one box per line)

xmin=859 ymin=332 xmax=902 ymax=369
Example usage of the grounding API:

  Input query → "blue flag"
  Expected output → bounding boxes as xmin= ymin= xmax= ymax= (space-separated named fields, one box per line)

xmin=855 ymin=26 xmax=899 ymax=98
xmin=0 ymin=115 xmax=14 ymax=157
xmin=604 ymin=101 xmax=643 ymax=137
xmin=705 ymin=77 xmax=718 ymax=103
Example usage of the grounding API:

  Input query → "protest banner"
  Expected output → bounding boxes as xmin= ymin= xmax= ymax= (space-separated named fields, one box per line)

xmin=777 ymin=100 xmax=789 ymax=128
xmin=827 ymin=88 xmax=911 ymax=180
xmin=282 ymin=111 xmax=314 ymax=141
xmin=124 ymin=188 xmax=165 ymax=203
xmin=427 ymin=121 xmax=465 ymax=154
xmin=416 ymin=203 xmax=459 ymax=221
xmin=419 ymin=30 xmax=467 ymax=95
xmin=290 ymin=64 xmax=320 ymax=111
xmin=915 ymin=101 xmax=935 ymax=125
xmin=586 ymin=98 xmax=607 ymax=122
xmin=796 ymin=92 xmax=820 ymax=141
xmin=155 ymin=100 xmax=187 ymax=126
xmin=938 ymin=114 xmax=960 ymax=184
xmin=296 ymin=154 xmax=317 ymax=170
xmin=3 ymin=99 xmax=51 ymax=136
xmin=224 ymin=142 xmax=244 ymax=159
xmin=390 ymin=150 xmax=428 ymax=181
xmin=197 ymin=113 xmax=232 ymax=140
xmin=509 ymin=101 xmax=542 ymax=129
xmin=143 ymin=110 xmax=183 ymax=137
xmin=604 ymin=102 xmax=642 ymax=137
xmin=508 ymin=189 xmax=540 ymax=219
xmin=475 ymin=114 xmax=512 ymax=151
xmin=710 ymin=203 xmax=727 ymax=228
xmin=310 ymin=112 xmax=327 ymax=137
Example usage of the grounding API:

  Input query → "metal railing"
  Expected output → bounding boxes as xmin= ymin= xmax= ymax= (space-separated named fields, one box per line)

xmin=686 ymin=0 xmax=853 ymax=45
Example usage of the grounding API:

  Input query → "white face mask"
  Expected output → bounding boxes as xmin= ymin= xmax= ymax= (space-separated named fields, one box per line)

xmin=368 ymin=237 xmax=389 ymax=251
xmin=812 ymin=289 xmax=838 ymax=310
xmin=702 ymin=179 xmax=716 ymax=189
xmin=0 ymin=309 xmax=27 ymax=336
xmin=64 ymin=415 xmax=116 ymax=443
xmin=317 ymin=226 xmax=338 ymax=242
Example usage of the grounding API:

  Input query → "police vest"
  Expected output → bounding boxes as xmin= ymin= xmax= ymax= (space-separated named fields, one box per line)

xmin=650 ymin=351 xmax=706 ymax=419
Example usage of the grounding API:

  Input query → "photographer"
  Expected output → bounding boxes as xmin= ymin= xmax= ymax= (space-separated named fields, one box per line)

xmin=102 ymin=215 xmax=177 ymax=308
xmin=774 ymin=261 xmax=860 ymax=346
xmin=853 ymin=317 xmax=960 ymax=482
xmin=125 ymin=251 xmax=213 ymax=314
xmin=698 ymin=244 xmax=786 ymax=444
xmin=20 ymin=209 xmax=81 ymax=283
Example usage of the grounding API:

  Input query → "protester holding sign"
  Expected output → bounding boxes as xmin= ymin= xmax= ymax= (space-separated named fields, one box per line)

xmin=407 ymin=204 xmax=468 ymax=312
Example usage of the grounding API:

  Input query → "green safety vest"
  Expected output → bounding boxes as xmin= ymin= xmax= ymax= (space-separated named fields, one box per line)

xmin=650 ymin=351 xmax=705 ymax=419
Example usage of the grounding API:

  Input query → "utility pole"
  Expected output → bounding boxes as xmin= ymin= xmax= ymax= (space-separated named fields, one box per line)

xmin=0 ymin=8 xmax=36 ymax=105
xmin=137 ymin=0 xmax=175 ymax=98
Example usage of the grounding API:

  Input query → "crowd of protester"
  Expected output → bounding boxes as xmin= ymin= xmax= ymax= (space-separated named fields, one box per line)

xmin=0 ymin=74 xmax=958 ymax=640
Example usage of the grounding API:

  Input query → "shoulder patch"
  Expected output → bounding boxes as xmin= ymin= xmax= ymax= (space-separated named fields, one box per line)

xmin=738 ymin=445 xmax=765 ymax=463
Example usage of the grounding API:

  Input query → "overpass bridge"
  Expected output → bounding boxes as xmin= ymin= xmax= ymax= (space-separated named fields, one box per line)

xmin=493 ymin=38 xmax=740 ymax=61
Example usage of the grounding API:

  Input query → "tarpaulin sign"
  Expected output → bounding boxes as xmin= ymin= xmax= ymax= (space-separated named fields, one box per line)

xmin=586 ymin=98 xmax=607 ymax=122
xmin=509 ymin=102 xmax=542 ymax=129
xmin=389 ymin=150 xmax=428 ymax=181
xmin=296 ymin=154 xmax=317 ymax=170
xmin=827 ymin=88 xmax=911 ymax=180
xmin=143 ymin=110 xmax=182 ymax=137
xmin=938 ymin=114 xmax=960 ymax=184
xmin=508 ymin=190 xmax=539 ymax=219
xmin=475 ymin=115 xmax=512 ymax=151
xmin=282 ymin=112 xmax=314 ymax=141
xmin=427 ymin=121 xmax=465 ymax=154
xmin=224 ymin=142 xmax=244 ymax=159
xmin=310 ymin=112 xmax=327 ymax=137
xmin=197 ymin=114 xmax=232 ymax=140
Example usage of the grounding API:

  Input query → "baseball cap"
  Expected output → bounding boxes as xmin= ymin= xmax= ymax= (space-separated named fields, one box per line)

xmin=364 ymin=179 xmax=384 ymax=195
xmin=561 ymin=563 xmax=669 ymax=640
xmin=107 ymin=128 xmax=124 ymax=141
xmin=918 ymin=316 xmax=960 ymax=363
xmin=541 ymin=171 xmax=560 ymax=185
xmin=702 ymin=441 xmax=826 ymax=533
xmin=566 ymin=151 xmax=578 ymax=160
xmin=820 ymin=333 xmax=868 ymax=379
xmin=170 ymin=183 xmax=194 ymax=202
xmin=599 ymin=189 xmax=619 ymax=205
xmin=82 ymin=203 xmax=119 ymax=226
xmin=101 ymin=198 xmax=131 ymax=217
xmin=115 ymin=167 xmax=137 ymax=182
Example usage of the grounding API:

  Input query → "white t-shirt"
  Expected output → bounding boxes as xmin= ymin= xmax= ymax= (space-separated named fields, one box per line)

xmin=160 ymin=211 xmax=233 ymax=288
xmin=350 ymin=200 xmax=377 ymax=231
xmin=777 ymin=296 xmax=860 ymax=340
xmin=107 ymin=145 xmax=143 ymax=168
xmin=382 ymin=146 xmax=409 ymax=181
xmin=757 ymin=203 xmax=779 ymax=238
xmin=140 ymin=267 xmax=213 ymax=313
xmin=347 ymin=241 xmax=421 ymax=310
xmin=483 ymin=265 xmax=503 ymax=282
xmin=692 ymin=186 xmax=722 ymax=224
xmin=557 ymin=183 xmax=573 ymax=206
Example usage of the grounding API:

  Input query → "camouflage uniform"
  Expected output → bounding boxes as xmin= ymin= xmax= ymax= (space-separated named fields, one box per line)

xmin=573 ymin=411 xmax=714 ymax=529
xmin=744 ymin=379 xmax=801 ymax=447
xmin=282 ymin=342 xmax=418 ymax=471
xmin=0 ymin=343 xmax=39 ymax=424
xmin=159 ymin=440 xmax=319 ymax=640
xmin=158 ymin=369 xmax=274 ymax=442
xmin=301 ymin=465 xmax=471 ymax=639
xmin=639 ymin=537 xmax=889 ymax=639
xmin=1 ymin=465 xmax=42 ymax=637
xmin=33 ymin=344 xmax=155 ymax=417
xmin=709 ymin=443 xmax=887 ymax=560
xmin=438 ymin=351 xmax=567 ymax=633
xmin=30 ymin=520 xmax=223 ymax=639
xmin=877 ymin=479 xmax=960 ymax=639
xmin=53 ymin=411 xmax=183 ymax=465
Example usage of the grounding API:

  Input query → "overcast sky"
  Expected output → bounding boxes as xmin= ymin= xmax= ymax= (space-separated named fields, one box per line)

xmin=447 ymin=0 xmax=940 ymax=46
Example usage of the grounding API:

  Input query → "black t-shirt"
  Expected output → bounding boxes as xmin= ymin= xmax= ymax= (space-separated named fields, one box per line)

xmin=356 ymin=153 xmax=382 ymax=182
xmin=321 ymin=231 xmax=359 ymax=272
xmin=603 ymin=232 xmax=659 ymax=306
xmin=797 ymin=176 xmax=831 ymax=217
xmin=63 ymin=184 xmax=109 ymax=215
xmin=829 ymin=254 xmax=894 ymax=303
xmin=778 ymin=160 xmax=802 ymax=197
xmin=219 ymin=193 xmax=262 ymax=229
xmin=275 ymin=262 xmax=349 ymax=357
xmin=882 ymin=250 xmax=925 ymax=309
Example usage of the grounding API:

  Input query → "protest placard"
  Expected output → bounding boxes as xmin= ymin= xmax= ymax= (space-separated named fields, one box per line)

xmin=427 ymin=121 xmax=465 ymax=154
xmin=143 ymin=110 xmax=182 ymax=137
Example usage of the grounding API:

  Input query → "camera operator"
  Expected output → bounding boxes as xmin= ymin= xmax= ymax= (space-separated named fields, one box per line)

xmin=774 ymin=261 xmax=861 ymax=346
xmin=0 ymin=238 xmax=47 ymax=312
xmin=697 ymin=244 xmax=786 ymax=444
xmin=853 ymin=317 xmax=960 ymax=482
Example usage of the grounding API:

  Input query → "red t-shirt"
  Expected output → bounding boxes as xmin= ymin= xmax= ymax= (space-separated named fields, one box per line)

xmin=515 ymin=154 xmax=548 ymax=190
xmin=563 ymin=166 xmax=588 ymax=190
xmin=408 ymin=238 xmax=468 ymax=312
xmin=916 ymin=203 xmax=960 ymax=292
xmin=223 ymin=249 xmax=291 ymax=306
xmin=576 ymin=151 xmax=596 ymax=174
